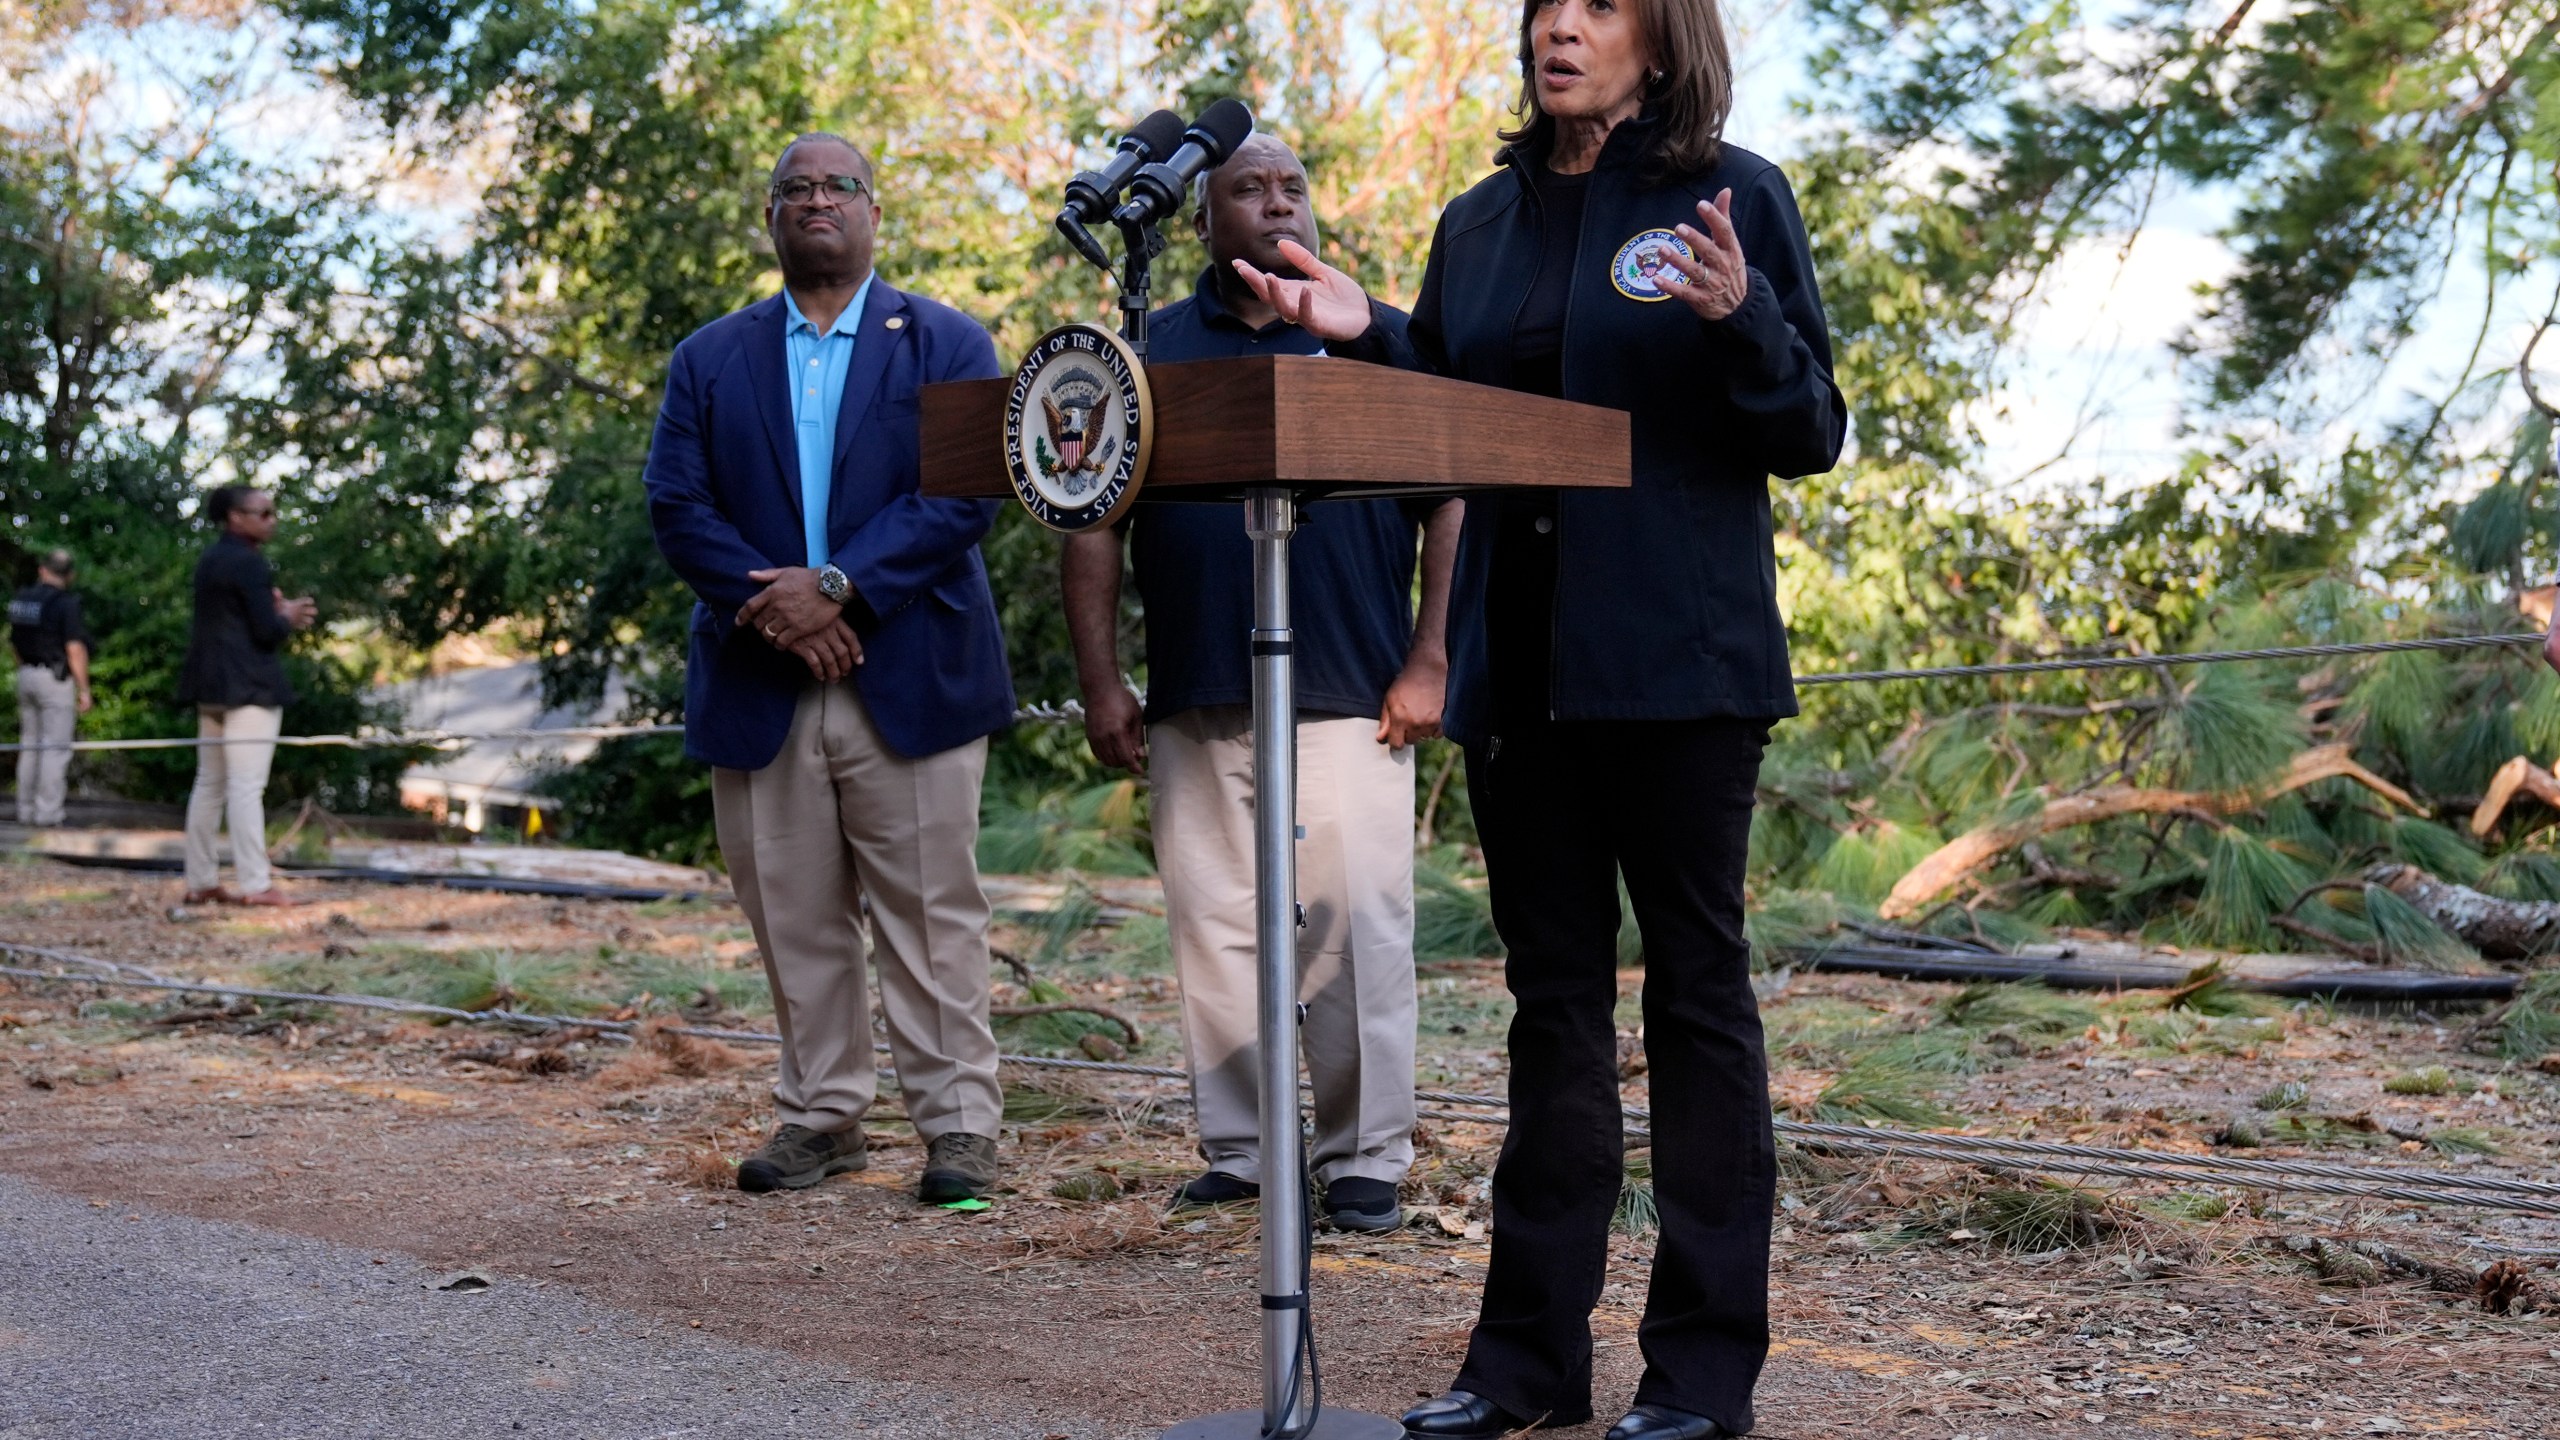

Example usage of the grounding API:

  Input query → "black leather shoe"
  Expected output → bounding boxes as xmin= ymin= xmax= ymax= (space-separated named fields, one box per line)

xmin=1402 ymin=1390 xmax=1530 ymax=1440
xmin=1170 ymin=1169 xmax=1260 ymax=1209
xmin=1604 ymin=1404 xmax=1734 ymax=1440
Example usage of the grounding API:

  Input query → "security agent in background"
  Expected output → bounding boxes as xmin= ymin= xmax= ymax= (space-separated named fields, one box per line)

xmin=1063 ymin=134 xmax=1464 ymax=1234
xmin=645 ymin=133 xmax=1016 ymax=1205
xmin=10 ymin=549 xmax=93 ymax=827
xmin=177 ymin=486 xmax=319 ymax=906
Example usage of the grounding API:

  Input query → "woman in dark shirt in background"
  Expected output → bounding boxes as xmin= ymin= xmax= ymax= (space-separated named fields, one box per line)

xmin=1235 ymin=1 xmax=1845 ymax=1436
xmin=176 ymin=485 xmax=317 ymax=906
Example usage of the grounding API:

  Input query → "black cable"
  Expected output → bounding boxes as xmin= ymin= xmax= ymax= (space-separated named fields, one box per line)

xmin=1266 ymin=1125 xmax=1322 ymax=1440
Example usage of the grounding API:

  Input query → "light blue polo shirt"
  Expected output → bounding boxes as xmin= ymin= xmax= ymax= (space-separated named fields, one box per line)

xmin=783 ymin=276 xmax=876 ymax=567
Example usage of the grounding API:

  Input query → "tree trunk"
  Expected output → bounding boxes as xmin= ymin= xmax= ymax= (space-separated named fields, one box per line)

xmin=2366 ymin=863 xmax=2560 ymax=964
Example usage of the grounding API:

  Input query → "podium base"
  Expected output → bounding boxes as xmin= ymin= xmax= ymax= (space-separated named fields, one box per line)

xmin=1159 ymin=1408 xmax=1406 ymax=1440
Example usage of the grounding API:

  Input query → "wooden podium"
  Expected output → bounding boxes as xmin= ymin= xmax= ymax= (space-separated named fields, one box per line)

xmin=922 ymin=354 xmax=1629 ymax=1440
xmin=922 ymin=353 xmax=1630 ymax=501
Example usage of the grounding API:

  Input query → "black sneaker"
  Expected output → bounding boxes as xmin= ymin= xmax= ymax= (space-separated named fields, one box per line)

xmin=918 ymin=1132 xmax=999 ymax=1203
xmin=1324 ymin=1175 xmax=1402 ymax=1232
xmin=1170 ymin=1169 xmax=1261 ymax=1209
xmin=736 ymin=1123 xmax=866 ymax=1193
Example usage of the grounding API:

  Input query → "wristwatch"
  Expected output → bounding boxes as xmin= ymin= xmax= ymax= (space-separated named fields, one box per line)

xmin=815 ymin=564 xmax=852 ymax=605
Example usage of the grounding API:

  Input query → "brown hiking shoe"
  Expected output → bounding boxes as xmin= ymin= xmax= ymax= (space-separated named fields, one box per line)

xmin=736 ymin=1123 xmax=867 ymax=1193
xmin=918 ymin=1132 xmax=998 ymax=1203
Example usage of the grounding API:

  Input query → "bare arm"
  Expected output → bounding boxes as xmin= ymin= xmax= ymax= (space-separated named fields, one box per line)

xmin=1063 ymin=530 xmax=1145 ymax=773
xmin=65 ymin=640 xmax=90 ymax=714
xmin=1379 ymin=499 xmax=1461 ymax=747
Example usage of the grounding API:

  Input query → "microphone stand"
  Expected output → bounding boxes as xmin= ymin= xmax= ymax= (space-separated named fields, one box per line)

xmin=1114 ymin=213 xmax=1164 ymax=358
xmin=1081 ymin=175 xmax=1393 ymax=1440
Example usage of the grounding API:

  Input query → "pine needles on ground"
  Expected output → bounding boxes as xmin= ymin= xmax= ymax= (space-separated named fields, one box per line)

xmin=427 ymin=950 xmax=583 ymax=1015
xmin=1962 ymin=1183 xmax=2122 ymax=1253
xmin=2491 ymin=972 xmax=2560 ymax=1061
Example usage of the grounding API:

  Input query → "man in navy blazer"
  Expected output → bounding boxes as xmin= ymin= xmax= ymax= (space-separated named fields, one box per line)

xmin=646 ymin=132 xmax=1014 ymax=1204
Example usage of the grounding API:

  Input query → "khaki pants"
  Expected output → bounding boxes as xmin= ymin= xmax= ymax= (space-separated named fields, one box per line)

xmin=1150 ymin=705 xmax=1418 ymax=1186
xmin=184 ymin=704 xmax=281 ymax=894
xmin=712 ymin=683 xmax=1002 ymax=1139
xmin=14 ymin=666 xmax=75 ymax=826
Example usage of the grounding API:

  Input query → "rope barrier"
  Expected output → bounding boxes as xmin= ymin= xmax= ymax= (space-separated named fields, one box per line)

xmin=10 ymin=943 xmax=2552 ymax=1215
xmin=6 ymin=632 xmax=2540 ymax=754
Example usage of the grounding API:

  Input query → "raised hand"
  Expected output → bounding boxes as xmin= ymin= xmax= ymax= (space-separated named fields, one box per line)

xmin=1662 ymin=189 xmax=1751 ymax=322
xmin=1230 ymin=238 xmax=1374 ymax=343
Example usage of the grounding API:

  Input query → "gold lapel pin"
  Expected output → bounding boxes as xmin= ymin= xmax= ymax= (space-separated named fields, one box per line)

xmin=884 ymin=316 xmax=905 ymax=330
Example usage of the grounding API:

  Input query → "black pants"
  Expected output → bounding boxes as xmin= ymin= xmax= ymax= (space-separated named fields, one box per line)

xmin=1453 ymin=717 xmax=1775 ymax=1432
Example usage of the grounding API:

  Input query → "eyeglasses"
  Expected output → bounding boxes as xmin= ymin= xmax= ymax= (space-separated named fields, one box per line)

xmin=770 ymin=174 xmax=870 ymax=208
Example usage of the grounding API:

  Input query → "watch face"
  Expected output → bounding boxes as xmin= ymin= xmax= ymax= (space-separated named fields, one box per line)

xmin=819 ymin=568 xmax=849 ymax=601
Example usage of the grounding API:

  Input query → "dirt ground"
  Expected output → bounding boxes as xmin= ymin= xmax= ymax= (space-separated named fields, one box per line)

xmin=2 ymin=857 xmax=2557 ymax=1439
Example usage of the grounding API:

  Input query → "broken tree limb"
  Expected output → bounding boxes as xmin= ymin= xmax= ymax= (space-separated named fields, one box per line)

xmin=2365 ymin=863 xmax=2560 ymax=963
xmin=2468 ymin=755 xmax=2560 ymax=837
xmin=989 ymin=1001 xmax=1143 ymax=1046
xmin=1879 ymin=745 xmax=2422 ymax=920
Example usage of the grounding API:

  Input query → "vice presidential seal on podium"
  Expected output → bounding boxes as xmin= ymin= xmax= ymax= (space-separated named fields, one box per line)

xmin=1005 ymin=322 xmax=1153 ymax=533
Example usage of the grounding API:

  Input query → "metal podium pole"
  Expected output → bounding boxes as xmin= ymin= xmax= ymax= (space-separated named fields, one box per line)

xmin=1161 ymin=490 xmax=1399 ymax=1440
xmin=1247 ymin=486 xmax=1310 ymax=1432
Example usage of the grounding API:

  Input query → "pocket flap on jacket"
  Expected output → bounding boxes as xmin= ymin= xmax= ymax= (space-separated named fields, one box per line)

xmin=930 ymin=573 xmax=987 ymax=611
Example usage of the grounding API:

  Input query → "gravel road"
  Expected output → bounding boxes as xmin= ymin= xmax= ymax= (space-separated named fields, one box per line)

xmin=0 ymin=1172 xmax=1114 ymax=1439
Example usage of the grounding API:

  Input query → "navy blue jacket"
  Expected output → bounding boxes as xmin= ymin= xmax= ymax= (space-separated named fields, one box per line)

xmin=1347 ymin=121 xmax=1845 ymax=741
xmin=176 ymin=535 xmax=294 ymax=708
xmin=645 ymin=283 xmax=1015 ymax=768
xmin=1127 ymin=271 xmax=1426 ymax=725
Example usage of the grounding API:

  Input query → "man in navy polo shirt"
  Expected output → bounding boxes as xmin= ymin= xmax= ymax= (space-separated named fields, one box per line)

xmin=1063 ymin=134 xmax=1461 ymax=1233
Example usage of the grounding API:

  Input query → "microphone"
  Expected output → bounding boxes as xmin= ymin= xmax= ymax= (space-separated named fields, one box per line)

xmin=1056 ymin=109 xmax=1187 ymax=269
xmin=1108 ymin=98 xmax=1254 ymax=229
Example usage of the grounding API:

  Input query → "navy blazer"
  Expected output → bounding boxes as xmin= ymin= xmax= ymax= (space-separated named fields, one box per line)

xmin=645 ymin=282 xmax=1015 ymax=769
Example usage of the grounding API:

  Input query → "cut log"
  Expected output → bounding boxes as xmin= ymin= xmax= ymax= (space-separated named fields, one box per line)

xmin=2468 ymin=755 xmax=2560 ymax=837
xmin=1879 ymin=745 xmax=2421 ymax=920
xmin=2365 ymin=863 xmax=2560 ymax=963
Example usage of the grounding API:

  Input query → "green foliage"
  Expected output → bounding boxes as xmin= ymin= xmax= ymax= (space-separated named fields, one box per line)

xmin=2361 ymin=883 xmax=2480 ymax=972
xmin=1812 ymin=823 xmax=1944 ymax=906
xmin=535 ymin=729 xmax=719 ymax=867
xmin=977 ymin=776 xmax=1153 ymax=877
xmin=1415 ymin=848 xmax=1501 ymax=962
xmin=2192 ymin=832 xmax=2315 ymax=950
xmin=1813 ymin=1045 xmax=1961 ymax=1128
xmin=2254 ymin=1080 xmax=2311 ymax=1112
xmin=1959 ymin=1184 xmax=2120 ymax=1253
xmin=2382 ymin=1066 xmax=2471 ymax=1097
xmin=2426 ymin=1126 xmax=2503 ymax=1158
xmin=2492 ymin=972 xmax=2560 ymax=1061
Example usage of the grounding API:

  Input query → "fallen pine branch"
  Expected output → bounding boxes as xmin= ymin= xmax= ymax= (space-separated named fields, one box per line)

xmin=990 ymin=1001 xmax=1143 ymax=1046
xmin=1880 ymin=745 xmax=2422 ymax=920
xmin=2365 ymin=863 xmax=2560 ymax=963
xmin=2469 ymin=755 xmax=2560 ymax=837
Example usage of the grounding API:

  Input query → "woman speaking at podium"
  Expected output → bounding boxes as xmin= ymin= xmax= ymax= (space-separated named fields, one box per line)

xmin=1234 ymin=0 xmax=1844 ymax=1436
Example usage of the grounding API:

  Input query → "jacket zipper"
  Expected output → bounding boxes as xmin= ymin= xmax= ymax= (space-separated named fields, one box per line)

xmin=1547 ymin=168 xmax=1589 ymax=724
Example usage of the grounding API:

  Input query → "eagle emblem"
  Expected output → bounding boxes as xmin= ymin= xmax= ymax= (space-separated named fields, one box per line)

xmin=1041 ymin=373 xmax=1115 ymax=477
xmin=1001 ymin=322 xmax=1153 ymax=533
